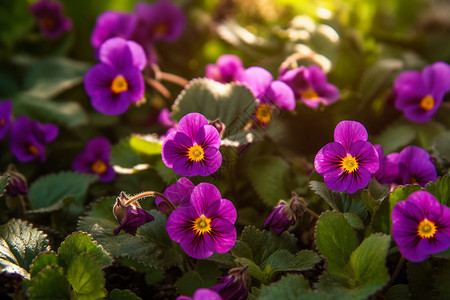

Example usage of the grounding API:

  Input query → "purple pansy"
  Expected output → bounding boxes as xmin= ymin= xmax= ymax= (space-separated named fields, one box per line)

xmin=210 ymin=266 xmax=250 ymax=300
xmin=373 ymin=144 xmax=400 ymax=185
xmin=392 ymin=191 xmax=450 ymax=262
xmin=133 ymin=0 xmax=185 ymax=44
xmin=166 ymin=182 xmax=237 ymax=259
xmin=161 ymin=113 xmax=222 ymax=177
xmin=0 ymin=100 xmax=12 ymax=140
xmin=394 ymin=61 xmax=450 ymax=123
xmin=397 ymin=146 xmax=437 ymax=187
xmin=205 ymin=55 xmax=244 ymax=84
xmin=314 ymin=120 xmax=379 ymax=194
xmin=84 ymin=37 xmax=146 ymax=115
xmin=278 ymin=65 xmax=340 ymax=109
xmin=264 ymin=200 xmax=295 ymax=235
xmin=177 ymin=288 xmax=223 ymax=300
xmin=9 ymin=116 xmax=58 ymax=162
xmin=113 ymin=192 xmax=154 ymax=236
xmin=29 ymin=0 xmax=72 ymax=39
xmin=158 ymin=108 xmax=177 ymax=128
xmin=90 ymin=11 xmax=138 ymax=53
xmin=72 ymin=137 xmax=115 ymax=182
xmin=155 ymin=177 xmax=195 ymax=213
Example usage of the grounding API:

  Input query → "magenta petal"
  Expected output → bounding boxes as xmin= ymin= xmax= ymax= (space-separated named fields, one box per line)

xmin=177 ymin=113 xmax=209 ymax=141
xmin=314 ymin=142 xmax=346 ymax=175
xmin=99 ymin=37 xmax=133 ymax=70
xmin=334 ymin=120 xmax=368 ymax=150
xmin=161 ymin=131 xmax=189 ymax=168
xmin=190 ymin=183 xmax=222 ymax=215
xmin=91 ymin=89 xmax=130 ymax=115
xmin=217 ymin=199 xmax=237 ymax=224
xmin=195 ymin=125 xmax=221 ymax=149
xmin=210 ymin=218 xmax=237 ymax=253
xmin=192 ymin=288 xmax=223 ymax=300
xmin=239 ymin=66 xmax=273 ymax=99
xmin=422 ymin=61 xmax=450 ymax=96
xmin=180 ymin=230 xmax=215 ymax=259
xmin=266 ymin=80 xmax=296 ymax=110
xmin=417 ymin=232 xmax=450 ymax=256
xmin=166 ymin=205 xmax=197 ymax=243
xmin=349 ymin=141 xmax=379 ymax=174
xmin=157 ymin=177 xmax=195 ymax=211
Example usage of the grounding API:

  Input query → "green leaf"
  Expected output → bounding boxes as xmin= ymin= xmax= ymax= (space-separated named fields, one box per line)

xmin=385 ymin=284 xmax=411 ymax=300
xmin=433 ymin=259 xmax=450 ymax=300
xmin=247 ymin=156 xmax=292 ymax=206
xmin=263 ymin=249 xmax=321 ymax=274
xmin=234 ymin=257 xmax=264 ymax=282
xmin=343 ymin=213 xmax=364 ymax=230
xmin=371 ymin=185 xmax=422 ymax=234
xmin=407 ymin=260 xmax=434 ymax=300
xmin=66 ymin=254 xmax=107 ymax=300
xmin=129 ymin=135 xmax=162 ymax=156
xmin=0 ymin=173 xmax=9 ymax=196
xmin=175 ymin=271 xmax=204 ymax=297
xmin=110 ymin=137 xmax=146 ymax=170
xmin=259 ymin=274 xmax=330 ymax=300
xmin=26 ymin=266 xmax=72 ymax=300
xmin=315 ymin=211 xmax=359 ymax=277
xmin=237 ymin=226 xmax=297 ymax=266
xmin=0 ymin=219 xmax=50 ymax=279
xmin=109 ymin=289 xmax=142 ymax=300
xmin=349 ymin=233 xmax=390 ymax=295
xmin=171 ymin=78 xmax=256 ymax=138
xmin=412 ymin=122 xmax=445 ymax=150
xmin=30 ymin=251 xmax=59 ymax=278
xmin=361 ymin=179 xmax=389 ymax=218
xmin=309 ymin=181 xmax=342 ymax=211
xmin=58 ymin=232 xmax=112 ymax=268
xmin=28 ymin=172 xmax=96 ymax=212
xmin=373 ymin=123 xmax=416 ymax=154
xmin=78 ymin=199 xmax=183 ymax=269
xmin=433 ymin=131 xmax=450 ymax=169
xmin=425 ymin=176 xmax=450 ymax=206
xmin=24 ymin=57 xmax=90 ymax=98
xmin=13 ymin=93 xmax=88 ymax=128
xmin=195 ymin=260 xmax=221 ymax=287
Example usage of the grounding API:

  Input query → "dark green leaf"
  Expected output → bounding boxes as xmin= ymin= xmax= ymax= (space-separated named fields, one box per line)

xmin=373 ymin=123 xmax=416 ymax=154
xmin=433 ymin=131 xmax=450 ymax=168
xmin=385 ymin=284 xmax=411 ymax=300
xmin=315 ymin=211 xmax=359 ymax=277
xmin=110 ymin=137 xmax=146 ymax=170
xmin=368 ymin=178 xmax=391 ymax=201
xmin=109 ymin=289 xmax=142 ymax=300
xmin=30 ymin=251 xmax=59 ymax=278
xmin=13 ymin=93 xmax=88 ymax=128
xmin=231 ymin=240 xmax=254 ymax=261
xmin=0 ymin=219 xmax=50 ymax=278
xmin=309 ymin=181 xmax=342 ymax=211
xmin=433 ymin=259 xmax=450 ymax=300
xmin=343 ymin=213 xmax=364 ymax=230
xmin=0 ymin=174 xmax=9 ymax=196
xmin=29 ymin=172 xmax=96 ymax=212
xmin=425 ymin=176 xmax=450 ymax=206
xmin=234 ymin=257 xmax=264 ymax=282
xmin=66 ymin=254 xmax=107 ymax=299
xmin=262 ymin=249 xmax=321 ymax=275
xmin=247 ymin=156 xmax=292 ymax=206
xmin=175 ymin=271 xmax=204 ymax=297
xmin=407 ymin=260 xmax=434 ymax=300
xmin=58 ymin=232 xmax=112 ymax=268
xmin=412 ymin=122 xmax=445 ymax=150
xmin=26 ymin=266 xmax=72 ymax=300
xmin=195 ymin=260 xmax=221 ymax=287
xmin=171 ymin=78 xmax=256 ymax=138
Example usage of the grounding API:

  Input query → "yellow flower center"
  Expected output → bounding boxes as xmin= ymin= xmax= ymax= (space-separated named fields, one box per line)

xmin=91 ymin=160 xmax=107 ymax=174
xmin=301 ymin=88 xmax=320 ymax=100
xmin=255 ymin=104 xmax=272 ymax=124
xmin=187 ymin=144 xmax=205 ymax=162
xmin=111 ymin=75 xmax=128 ymax=94
xmin=192 ymin=214 xmax=212 ymax=235
xmin=420 ymin=95 xmax=434 ymax=111
xmin=417 ymin=219 xmax=437 ymax=239
xmin=341 ymin=155 xmax=359 ymax=173
xmin=154 ymin=24 xmax=168 ymax=35
xmin=28 ymin=145 xmax=40 ymax=155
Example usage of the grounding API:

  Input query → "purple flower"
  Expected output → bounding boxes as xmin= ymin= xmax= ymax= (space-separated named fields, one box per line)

xmin=278 ymin=65 xmax=340 ymax=109
xmin=72 ymin=137 xmax=115 ymax=182
xmin=394 ymin=61 xmax=450 ymax=123
xmin=0 ymin=100 xmax=12 ymax=140
xmin=205 ymin=55 xmax=244 ymax=84
xmin=314 ymin=120 xmax=379 ymax=194
xmin=161 ymin=113 xmax=222 ymax=177
xmin=10 ymin=116 xmax=58 ymax=162
xmin=29 ymin=0 xmax=72 ymax=39
xmin=113 ymin=192 xmax=154 ymax=236
xmin=90 ymin=11 xmax=138 ymax=53
xmin=210 ymin=266 xmax=250 ymax=300
xmin=166 ymin=182 xmax=237 ymax=259
xmin=373 ymin=144 xmax=400 ymax=185
xmin=177 ymin=288 xmax=223 ymax=300
xmin=84 ymin=37 xmax=146 ymax=115
xmin=397 ymin=146 xmax=437 ymax=187
xmin=392 ymin=191 xmax=450 ymax=262
xmin=264 ymin=201 xmax=295 ymax=235
xmin=155 ymin=177 xmax=195 ymax=213
xmin=133 ymin=0 xmax=185 ymax=44
xmin=158 ymin=108 xmax=177 ymax=128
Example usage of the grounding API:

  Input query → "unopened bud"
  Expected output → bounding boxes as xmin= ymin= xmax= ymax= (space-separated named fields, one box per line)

xmin=210 ymin=265 xmax=250 ymax=300
xmin=113 ymin=191 xmax=154 ymax=236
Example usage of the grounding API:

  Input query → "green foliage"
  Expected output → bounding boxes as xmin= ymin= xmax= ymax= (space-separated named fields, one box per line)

xmin=384 ymin=284 xmax=411 ymax=300
xmin=425 ymin=176 xmax=450 ymax=206
xmin=373 ymin=123 xmax=416 ymax=154
xmin=175 ymin=260 xmax=221 ymax=296
xmin=78 ymin=197 xmax=183 ymax=269
xmin=28 ymin=172 xmax=97 ymax=212
xmin=110 ymin=137 xmax=147 ymax=171
xmin=29 ymin=252 xmax=59 ymax=278
xmin=247 ymin=156 xmax=293 ymax=206
xmin=0 ymin=173 xmax=9 ymax=196
xmin=27 ymin=266 xmax=72 ymax=300
xmin=0 ymin=219 xmax=50 ymax=279
xmin=109 ymin=289 xmax=142 ymax=300
xmin=171 ymin=78 xmax=256 ymax=138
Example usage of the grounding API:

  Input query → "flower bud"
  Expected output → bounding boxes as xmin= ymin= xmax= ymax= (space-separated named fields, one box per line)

xmin=264 ymin=200 xmax=294 ymax=235
xmin=208 ymin=118 xmax=226 ymax=138
xmin=113 ymin=191 xmax=154 ymax=236
xmin=210 ymin=266 xmax=250 ymax=300
xmin=5 ymin=166 xmax=28 ymax=197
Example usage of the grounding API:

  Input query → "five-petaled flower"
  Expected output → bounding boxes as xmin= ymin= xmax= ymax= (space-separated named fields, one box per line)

xmin=161 ymin=113 xmax=222 ymax=176
xmin=72 ymin=137 xmax=115 ymax=182
xmin=314 ymin=120 xmax=379 ymax=194
xmin=0 ymin=100 xmax=12 ymax=140
xmin=166 ymin=182 xmax=237 ymax=259
xmin=393 ymin=61 xmax=450 ymax=123
xmin=278 ymin=65 xmax=340 ymax=109
xmin=84 ymin=37 xmax=146 ymax=115
xmin=9 ymin=116 xmax=58 ymax=162
xmin=205 ymin=54 xmax=245 ymax=84
xmin=392 ymin=191 xmax=450 ymax=262
xmin=155 ymin=177 xmax=194 ymax=213
xmin=29 ymin=0 xmax=72 ymax=39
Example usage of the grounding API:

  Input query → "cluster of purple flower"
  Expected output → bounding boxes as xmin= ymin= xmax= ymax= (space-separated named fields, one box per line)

xmin=0 ymin=100 xmax=58 ymax=163
xmin=29 ymin=0 xmax=72 ymax=39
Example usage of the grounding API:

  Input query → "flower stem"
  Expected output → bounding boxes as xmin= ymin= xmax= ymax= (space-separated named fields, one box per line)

xmin=159 ymin=72 xmax=189 ymax=87
xmin=144 ymin=77 xmax=172 ymax=102
xmin=305 ymin=207 xmax=320 ymax=219
xmin=124 ymin=191 xmax=176 ymax=212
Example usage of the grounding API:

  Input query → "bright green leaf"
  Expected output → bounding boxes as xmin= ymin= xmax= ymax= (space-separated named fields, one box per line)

xmin=425 ymin=175 xmax=450 ymax=206
xmin=29 ymin=251 xmax=59 ymax=278
xmin=129 ymin=135 xmax=162 ymax=156
xmin=26 ymin=266 xmax=72 ymax=300
xmin=110 ymin=137 xmax=146 ymax=170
